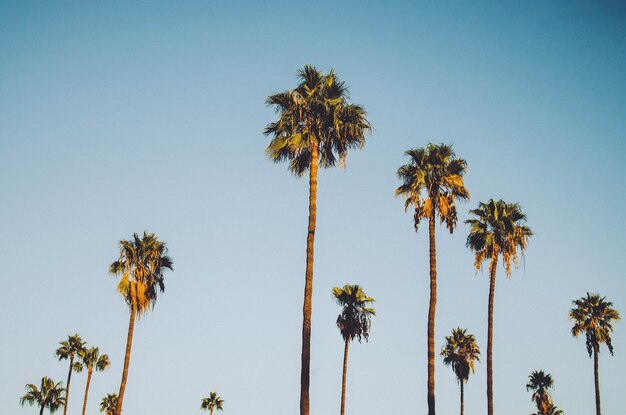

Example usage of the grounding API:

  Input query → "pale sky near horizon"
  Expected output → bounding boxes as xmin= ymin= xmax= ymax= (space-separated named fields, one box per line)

xmin=1 ymin=1 xmax=625 ymax=415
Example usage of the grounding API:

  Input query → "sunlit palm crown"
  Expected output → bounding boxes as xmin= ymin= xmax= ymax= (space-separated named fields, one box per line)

xmin=109 ymin=232 xmax=174 ymax=317
xmin=332 ymin=285 xmax=376 ymax=343
xmin=526 ymin=370 xmax=555 ymax=412
xmin=396 ymin=143 xmax=469 ymax=232
xmin=569 ymin=292 xmax=620 ymax=356
xmin=264 ymin=64 xmax=372 ymax=176
xmin=79 ymin=347 xmax=110 ymax=372
xmin=440 ymin=327 xmax=480 ymax=383
xmin=201 ymin=392 xmax=224 ymax=411
xmin=55 ymin=334 xmax=86 ymax=362
xmin=465 ymin=199 xmax=532 ymax=276
xmin=20 ymin=377 xmax=66 ymax=413
xmin=99 ymin=393 xmax=118 ymax=414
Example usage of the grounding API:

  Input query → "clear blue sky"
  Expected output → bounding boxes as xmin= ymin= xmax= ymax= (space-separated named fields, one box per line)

xmin=1 ymin=1 xmax=625 ymax=414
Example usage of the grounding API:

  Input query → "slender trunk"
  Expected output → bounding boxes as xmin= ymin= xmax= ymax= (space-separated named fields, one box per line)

xmin=340 ymin=339 xmax=350 ymax=415
xmin=210 ymin=408 xmax=214 ymax=415
xmin=81 ymin=368 xmax=93 ymax=415
xmin=461 ymin=379 xmax=465 ymax=415
xmin=427 ymin=215 xmax=437 ymax=415
xmin=40 ymin=405 xmax=45 ymax=415
xmin=593 ymin=345 xmax=601 ymax=415
xmin=300 ymin=146 xmax=318 ymax=415
xmin=116 ymin=285 xmax=137 ymax=415
xmin=63 ymin=356 xmax=74 ymax=415
xmin=487 ymin=254 xmax=498 ymax=415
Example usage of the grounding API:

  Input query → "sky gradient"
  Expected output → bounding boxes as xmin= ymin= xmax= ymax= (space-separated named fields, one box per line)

xmin=1 ymin=1 xmax=625 ymax=414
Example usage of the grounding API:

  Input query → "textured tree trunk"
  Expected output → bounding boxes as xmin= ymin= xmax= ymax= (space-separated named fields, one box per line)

xmin=81 ymin=368 xmax=93 ymax=415
xmin=487 ymin=254 xmax=497 ymax=415
xmin=340 ymin=339 xmax=349 ymax=415
xmin=63 ymin=356 xmax=74 ymax=415
xmin=461 ymin=380 xmax=465 ymax=415
xmin=116 ymin=285 xmax=137 ymax=415
xmin=427 ymin=215 xmax=437 ymax=415
xmin=593 ymin=345 xmax=601 ymax=415
xmin=300 ymin=146 xmax=318 ymax=415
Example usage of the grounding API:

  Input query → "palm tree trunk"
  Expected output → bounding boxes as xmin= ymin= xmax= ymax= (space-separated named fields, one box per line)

xmin=40 ymin=405 xmax=45 ymax=415
xmin=340 ymin=338 xmax=349 ymax=415
xmin=487 ymin=254 xmax=497 ymax=415
xmin=116 ymin=286 xmax=137 ymax=415
xmin=593 ymin=344 xmax=601 ymax=415
xmin=300 ymin=145 xmax=318 ymax=415
xmin=63 ymin=356 xmax=74 ymax=415
xmin=210 ymin=408 xmax=214 ymax=415
xmin=460 ymin=380 xmax=464 ymax=415
xmin=81 ymin=368 xmax=93 ymax=415
xmin=427 ymin=214 xmax=437 ymax=415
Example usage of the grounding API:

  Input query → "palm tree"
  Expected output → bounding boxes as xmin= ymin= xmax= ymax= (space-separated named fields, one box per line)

xmin=99 ymin=394 xmax=118 ymax=415
xmin=465 ymin=199 xmax=532 ymax=415
xmin=201 ymin=392 xmax=224 ymax=415
xmin=264 ymin=65 xmax=371 ymax=415
xmin=569 ymin=293 xmax=620 ymax=415
xmin=541 ymin=404 xmax=564 ymax=415
xmin=78 ymin=347 xmax=110 ymax=415
xmin=20 ymin=377 xmax=66 ymax=415
xmin=440 ymin=328 xmax=480 ymax=415
xmin=396 ymin=143 xmax=469 ymax=415
xmin=109 ymin=231 xmax=173 ymax=415
xmin=332 ymin=285 xmax=376 ymax=415
xmin=55 ymin=334 xmax=86 ymax=415
xmin=526 ymin=370 xmax=555 ymax=415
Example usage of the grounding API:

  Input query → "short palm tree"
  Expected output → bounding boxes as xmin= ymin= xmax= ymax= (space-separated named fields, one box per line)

xmin=569 ymin=293 xmax=620 ymax=415
xmin=265 ymin=65 xmax=371 ymax=415
xmin=55 ymin=334 xmax=86 ymax=415
xmin=201 ymin=392 xmax=224 ymax=415
xmin=109 ymin=231 xmax=173 ymax=415
xmin=332 ymin=285 xmax=376 ymax=415
xmin=99 ymin=394 xmax=118 ymax=415
xmin=526 ymin=370 xmax=555 ymax=414
xmin=78 ymin=347 xmax=110 ymax=415
xmin=466 ymin=199 xmax=532 ymax=415
xmin=396 ymin=143 xmax=469 ymax=415
xmin=20 ymin=377 xmax=66 ymax=415
xmin=440 ymin=328 xmax=480 ymax=415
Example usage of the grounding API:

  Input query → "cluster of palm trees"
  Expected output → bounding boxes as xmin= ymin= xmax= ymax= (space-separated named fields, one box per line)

xmin=21 ymin=334 xmax=111 ymax=415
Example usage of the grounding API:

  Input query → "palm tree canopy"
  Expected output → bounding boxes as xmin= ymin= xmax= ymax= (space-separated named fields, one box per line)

xmin=99 ymin=393 xmax=118 ymax=414
xmin=264 ymin=64 xmax=372 ymax=176
xmin=20 ymin=376 xmax=66 ymax=413
xmin=396 ymin=143 xmax=469 ymax=233
xmin=527 ymin=370 xmax=555 ymax=412
xmin=79 ymin=347 xmax=111 ymax=372
xmin=440 ymin=327 xmax=480 ymax=384
xmin=465 ymin=199 xmax=532 ymax=276
xmin=55 ymin=333 xmax=86 ymax=362
xmin=332 ymin=284 xmax=376 ymax=343
xmin=109 ymin=231 xmax=174 ymax=317
xmin=201 ymin=392 xmax=224 ymax=411
xmin=569 ymin=292 xmax=620 ymax=357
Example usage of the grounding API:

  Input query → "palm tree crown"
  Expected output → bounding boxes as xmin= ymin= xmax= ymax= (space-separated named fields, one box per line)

xmin=201 ymin=392 xmax=224 ymax=414
xmin=569 ymin=293 xmax=620 ymax=357
xmin=20 ymin=377 xmax=66 ymax=414
xmin=440 ymin=328 xmax=480 ymax=384
xmin=109 ymin=231 xmax=174 ymax=317
xmin=526 ymin=370 xmax=555 ymax=414
xmin=333 ymin=284 xmax=376 ymax=343
xmin=466 ymin=199 xmax=532 ymax=275
xmin=79 ymin=347 xmax=110 ymax=372
xmin=264 ymin=64 xmax=371 ymax=176
xmin=99 ymin=394 xmax=118 ymax=415
xmin=396 ymin=143 xmax=469 ymax=232
xmin=55 ymin=333 xmax=86 ymax=369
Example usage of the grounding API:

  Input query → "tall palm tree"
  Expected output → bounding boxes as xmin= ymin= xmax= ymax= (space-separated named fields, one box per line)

xmin=55 ymin=334 xmax=86 ymax=415
xmin=526 ymin=370 xmax=555 ymax=414
xmin=109 ymin=231 xmax=173 ymax=415
xmin=99 ymin=394 xmax=118 ymax=415
xmin=466 ymin=199 xmax=532 ymax=415
xmin=20 ymin=377 xmax=66 ymax=415
xmin=440 ymin=328 xmax=480 ymax=415
xmin=569 ymin=293 xmax=620 ymax=415
xmin=396 ymin=143 xmax=469 ymax=415
xmin=264 ymin=65 xmax=371 ymax=415
xmin=201 ymin=392 xmax=224 ymax=415
xmin=332 ymin=284 xmax=376 ymax=415
xmin=78 ymin=347 xmax=110 ymax=415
